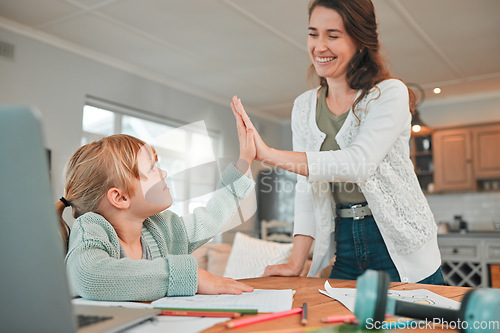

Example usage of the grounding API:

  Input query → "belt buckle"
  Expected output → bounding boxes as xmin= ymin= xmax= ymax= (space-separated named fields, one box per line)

xmin=351 ymin=204 xmax=364 ymax=220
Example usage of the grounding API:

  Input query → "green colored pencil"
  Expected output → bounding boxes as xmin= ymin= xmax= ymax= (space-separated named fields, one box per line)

xmin=153 ymin=307 xmax=258 ymax=314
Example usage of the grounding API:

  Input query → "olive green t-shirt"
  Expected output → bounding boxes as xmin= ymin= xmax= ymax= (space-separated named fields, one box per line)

xmin=316 ymin=87 xmax=366 ymax=205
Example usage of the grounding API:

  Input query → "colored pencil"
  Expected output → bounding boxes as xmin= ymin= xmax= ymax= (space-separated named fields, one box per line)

xmin=159 ymin=310 xmax=241 ymax=318
xmin=154 ymin=307 xmax=258 ymax=314
xmin=226 ymin=308 xmax=303 ymax=329
xmin=251 ymin=327 xmax=322 ymax=333
xmin=301 ymin=303 xmax=308 ymax=325
xmin=320 ymin=314 xmax=357 ymax=323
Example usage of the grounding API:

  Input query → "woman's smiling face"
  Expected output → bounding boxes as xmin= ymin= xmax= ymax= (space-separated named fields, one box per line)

xmin=307 ymin=5 xmax=359 ymax=81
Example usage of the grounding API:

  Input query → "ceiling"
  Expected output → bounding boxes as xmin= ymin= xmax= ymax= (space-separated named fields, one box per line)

xmin=1 ymin=0 xmax=500 ymax=122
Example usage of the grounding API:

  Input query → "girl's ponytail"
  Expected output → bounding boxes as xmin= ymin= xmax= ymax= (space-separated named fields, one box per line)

xmin=55 ymin=198 xmax=71 ymax=253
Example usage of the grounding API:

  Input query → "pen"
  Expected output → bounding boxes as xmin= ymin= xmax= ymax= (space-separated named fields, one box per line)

xmin=226 ymin=307 xmax=303 ymax=329
xmin=301 ymin=303 xmax=308 ymax=325
xmin=159 ymin=310 xmax=241 ymax=318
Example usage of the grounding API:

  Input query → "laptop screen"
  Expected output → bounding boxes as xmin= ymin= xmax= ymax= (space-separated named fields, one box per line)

xmin=0 ymin=106 xmax=77 ymax=332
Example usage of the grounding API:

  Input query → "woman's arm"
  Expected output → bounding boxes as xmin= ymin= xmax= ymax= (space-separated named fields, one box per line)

xmin=259 ymin=148 xmax=309 ymax=177
xmin=260 ymin=95 xmax=316 ymax=277
xmin=262 ymin=234 xmax=314 ymax=277
xmin=306 ymin=80 xmax=411 ymax=182
xmin=232 ymin=80 xmax=410 ymax=183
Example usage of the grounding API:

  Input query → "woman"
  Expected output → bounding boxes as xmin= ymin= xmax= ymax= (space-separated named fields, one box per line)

xmin=231 ymin=0 xmax=443 ymax=284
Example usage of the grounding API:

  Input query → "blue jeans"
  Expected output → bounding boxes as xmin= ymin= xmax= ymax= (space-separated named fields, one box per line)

xmin=328 ymin=208 xmax=445 ymax=285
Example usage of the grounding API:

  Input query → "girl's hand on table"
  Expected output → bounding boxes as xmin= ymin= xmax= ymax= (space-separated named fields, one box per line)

xmin=197 ymin=268 xmax=254 ymax=295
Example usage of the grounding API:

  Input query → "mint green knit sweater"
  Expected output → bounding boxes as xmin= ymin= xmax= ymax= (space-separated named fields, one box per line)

xmin=65 ymin=165 xmax=254 ymax=301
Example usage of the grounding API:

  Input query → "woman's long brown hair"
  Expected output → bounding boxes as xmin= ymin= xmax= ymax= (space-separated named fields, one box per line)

xmin=307 ymin=0 xmax=416 ymax=115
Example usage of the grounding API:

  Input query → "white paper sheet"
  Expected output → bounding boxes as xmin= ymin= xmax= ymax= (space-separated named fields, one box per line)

xmin=151 ymin=289 xmax=295 ymax=313
xmin=72 ymin=298 xmax=153 ymax=308
xmin=319 ymin=280 xmax=461 ymax=313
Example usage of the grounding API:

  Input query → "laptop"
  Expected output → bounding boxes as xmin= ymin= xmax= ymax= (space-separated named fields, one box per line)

xmin=0 ymin=106 xmax=161 ymax=332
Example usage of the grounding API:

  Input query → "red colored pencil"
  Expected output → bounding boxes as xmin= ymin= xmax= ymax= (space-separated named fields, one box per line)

xmin=320 ymin=314 xmax=357 ymax=323
xmin=226 ymin=308 xmax=303 ymax=329
xmin=160 ymin=310 xmax=241 ymax=318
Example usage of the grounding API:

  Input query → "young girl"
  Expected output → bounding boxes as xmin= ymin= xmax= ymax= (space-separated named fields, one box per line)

xmin=57 ymin=113 xmax=256 ymax=301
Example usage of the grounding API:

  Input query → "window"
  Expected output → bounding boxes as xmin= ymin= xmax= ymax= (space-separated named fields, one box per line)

xmin=82 ymin=100 xmax=222 ymax=218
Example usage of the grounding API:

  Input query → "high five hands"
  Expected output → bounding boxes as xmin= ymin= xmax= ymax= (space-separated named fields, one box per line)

xmin=231 ymin=96 xmax=308 ymax=178
xmin=231 ymin=96 xmax=270 ymax=163
xmin=231 ymin=95 xmax=256 ymax=175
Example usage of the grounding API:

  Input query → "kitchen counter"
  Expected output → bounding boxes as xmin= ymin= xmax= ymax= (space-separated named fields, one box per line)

xmin=437 ymin=233 xmax=500 ymax=287
xmin=438 ymin=231 xmax=500 ymax=238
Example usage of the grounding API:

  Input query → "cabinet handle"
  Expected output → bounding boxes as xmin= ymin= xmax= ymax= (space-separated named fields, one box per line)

xmin=452 ymin=248 xmax=458 ymax=254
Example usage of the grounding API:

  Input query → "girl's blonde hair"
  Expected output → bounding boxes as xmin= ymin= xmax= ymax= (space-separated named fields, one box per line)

xmin=56 ymin=134 xmax=157 ymax=250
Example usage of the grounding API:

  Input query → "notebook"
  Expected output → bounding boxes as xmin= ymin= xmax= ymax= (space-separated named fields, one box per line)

xmin=0 ymin=106 xmax=161 ymax=333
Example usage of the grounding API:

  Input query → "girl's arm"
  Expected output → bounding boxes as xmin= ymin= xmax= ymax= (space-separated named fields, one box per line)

xmin=197 ymin=269 xmax=253 ymax=294
xmin=66 ymin=218 xmax=252 ymax=301
xmin=66 ymin=243 xmax=198 ymax=301
xmin=179 ymin=100 xmax=258 ymax=247
xmin=181 ymin=164 xmax=255 ymax=248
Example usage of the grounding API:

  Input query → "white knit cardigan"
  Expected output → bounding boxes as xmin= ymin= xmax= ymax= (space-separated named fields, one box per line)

xmin=292 ymin=79 xmax=441 ymax=282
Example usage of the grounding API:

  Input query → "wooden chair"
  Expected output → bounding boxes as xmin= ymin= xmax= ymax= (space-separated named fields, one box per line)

xmin=261 ymin=219 xmax=294 ymax=243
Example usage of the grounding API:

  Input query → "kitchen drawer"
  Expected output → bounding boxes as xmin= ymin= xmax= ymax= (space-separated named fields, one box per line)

xmin=439 ymin=244 xmax=479 ymax=260
xmin=487 ymin=244 xmax=500 ymax=261
xmin=491 ymin=265 xmax=500 ymax=288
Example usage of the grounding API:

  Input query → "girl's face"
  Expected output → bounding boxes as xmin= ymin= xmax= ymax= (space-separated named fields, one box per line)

xmin=131 ymin=145 xmax=172 ymax=215
xmin=307 ymin=6 xmax=359 ymax=82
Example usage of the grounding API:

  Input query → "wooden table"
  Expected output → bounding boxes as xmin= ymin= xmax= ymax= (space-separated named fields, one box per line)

xmin=202 ymin=277 xmax=471 ymax=333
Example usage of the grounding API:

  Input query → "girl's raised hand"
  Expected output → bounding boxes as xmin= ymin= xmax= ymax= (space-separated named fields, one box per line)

xmin=231 ymin=96 xmax=270 ymax=163
xmin=197 ymin=268 xmax=254 ymax=295
xmin=231 ymin=96 xmax=256 ymax=175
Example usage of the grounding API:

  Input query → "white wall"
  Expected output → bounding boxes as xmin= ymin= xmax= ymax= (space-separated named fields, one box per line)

xmin=427 ymin=192 xmax=500 ymax=231
xmin=0 ymin=27 xmax=290 ymax=236
xmin=420 ymin=92 xmax=500 ymax=128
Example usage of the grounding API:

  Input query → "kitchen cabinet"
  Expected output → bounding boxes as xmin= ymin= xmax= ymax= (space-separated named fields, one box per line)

xmin=472 ymin=124 xmax=500 ymax=179
xmin=438 ymin=234 xmax=500 ymax=287
xmin=432 ymin=123 xmax=500 ymax=193
xmin=410 ymin=132 xmax=434 ymax=193
xmin=433 ymin=128 xmax=474 ymax=192
xmin=491 ymin=264 xmax=500 ymax=288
